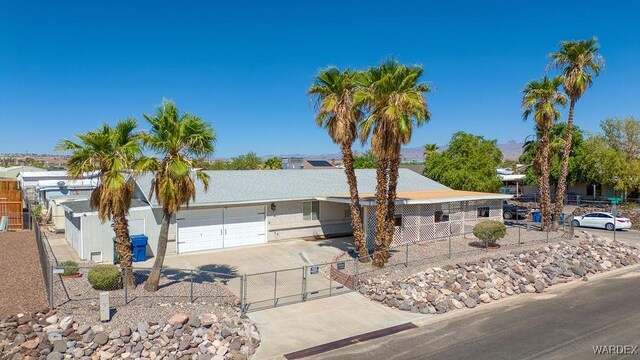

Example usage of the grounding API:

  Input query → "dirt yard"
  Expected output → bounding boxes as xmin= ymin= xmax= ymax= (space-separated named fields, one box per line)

xmin=0 ymin=231 xmax=48 ymax=317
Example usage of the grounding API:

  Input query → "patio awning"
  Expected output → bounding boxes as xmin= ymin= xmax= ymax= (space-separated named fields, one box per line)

xmin=316 ymin=189 xmax=511 ymax=206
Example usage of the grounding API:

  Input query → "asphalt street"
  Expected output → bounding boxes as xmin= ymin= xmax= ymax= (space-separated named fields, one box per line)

xmin=309 ymin=266 xmax=640 ymax=360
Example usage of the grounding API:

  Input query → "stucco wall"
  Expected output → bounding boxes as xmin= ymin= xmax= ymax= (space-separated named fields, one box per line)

xmin=266 ymin=200 xmax=351 ymax=241
xmin=75 ymin=206 xmax=161 ymax=263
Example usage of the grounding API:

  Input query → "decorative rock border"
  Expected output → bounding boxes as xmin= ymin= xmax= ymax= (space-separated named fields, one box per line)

xmin=0 ymin=310 xmax=260 ymax=359
xmin=359 ymin=235 xmax=640 ymax=314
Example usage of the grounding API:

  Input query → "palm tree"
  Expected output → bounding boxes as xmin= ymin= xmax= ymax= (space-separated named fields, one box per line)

xmin=423 ymin=143 xmax=439 ymax=158
xmin=142 ymin=100 xmax=216 ymax=292
xmin=308 ymin=67 xmax=369 ymax=261
xmin=357 ymin=61 xmax=431 ymax=267
xmin=549 ymin=37 xmax=604 ymax=221
xmin=56 ymin=119 xmax=144 ymax=286
xmin=522 ymin=76 xmax=567 ymax=229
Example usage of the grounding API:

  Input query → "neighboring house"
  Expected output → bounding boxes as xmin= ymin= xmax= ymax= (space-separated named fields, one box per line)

xmin=281 ymin=158 xmax=336 ymax=169
xmin=498 ymin=168 xmax=526 ymax=196
xmin=399 ymin=164 xmax=424 ymax=174
xmin=17 ymin=171 xmax=98 ymax=205
xmin=47 ymin=196 xmax=89 ymax=233
xmin=0 ymin=166 xmax=46 ymax=179
xmin=63 ymin=169 xmax=509 ymax=263
xmin=523 ymin=183 xmax=618 ymax=201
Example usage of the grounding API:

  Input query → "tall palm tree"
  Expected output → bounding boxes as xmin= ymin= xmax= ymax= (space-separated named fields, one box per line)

xmin=357 ymin=61 xmax=431 ymax=267
xmin=522 ymin=76 xmax=567 ymax=229
xmin=423 ymin=143 xmax=439 ymax=158
xmin=56 ymin=119 xmax=144 ymax=286
xmin=549 ymin=37 xmax=604 ymax=221
xmin=142 ymin=100 xmax=216 ymax=292
xmin=308 ymin=67 xmax=369 ymax=261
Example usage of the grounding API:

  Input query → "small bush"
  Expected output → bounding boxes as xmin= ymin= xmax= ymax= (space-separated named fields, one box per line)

xmin=60 ymin=260 xmax=79 ymax=276
xmin=621 ymin=202 xmax=637 ymax=211
xmin=473 ymin=220 xmax=506 ymax=246
xmin=87 ymin=265 xmax=121 ymax=290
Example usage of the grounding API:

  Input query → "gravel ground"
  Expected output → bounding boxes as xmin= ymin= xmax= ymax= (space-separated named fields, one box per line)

xmin=335 ymin=225 xmax=575 ymax=284
xmin=0 ymin=231 xmax=48 ymax=317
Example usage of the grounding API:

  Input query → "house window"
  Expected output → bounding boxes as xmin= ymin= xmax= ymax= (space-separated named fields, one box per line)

xmin=303 ymin=201 xmax=320 ymax=221
xmin=343 ymin=203 xmax=351 ymax=218
xmin=394 ymin=215 xmax=402 ymax=227
xmin=477 ymin=206 xmax=490 ymax=218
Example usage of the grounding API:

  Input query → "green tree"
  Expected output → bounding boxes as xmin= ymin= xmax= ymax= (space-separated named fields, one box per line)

xmin=425 ymin=132 xmax=503 ymax=192
xmin=228 ymin=152 xmax=262 ymax=170
xmin=357 ymin=60 xmax=430 ymax=267
xmin=308 ymin=67 xmax=368 ymax=260
xmin=600 ymin=116 xmax=640 ymax=159
xmin=582 ymin=136 xmax=640 ymax=196
xmin=521 ymin=76 xmax=567 ymax=228
xmin=549 ymin=37 xmax=604 ymax=218
xmin=56 ymin=118 xmax=144 ymax=286
xmin=263 ymin=157 xmax=282 ymax=170
xmin=141 ymin=100 xmax=216 ymax=292
xmin=353 ymin=150 xmax=377 ymax=169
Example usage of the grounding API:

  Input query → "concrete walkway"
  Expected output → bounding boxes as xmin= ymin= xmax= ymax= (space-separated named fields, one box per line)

xmin=247 ymin=292 xmax=426 ymax=360
xmin=47 ymin=234 xmax=80 ymax=263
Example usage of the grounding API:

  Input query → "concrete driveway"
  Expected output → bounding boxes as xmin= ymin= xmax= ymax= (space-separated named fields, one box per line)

xmin=136 ymin=237 xmax=356 ymax=310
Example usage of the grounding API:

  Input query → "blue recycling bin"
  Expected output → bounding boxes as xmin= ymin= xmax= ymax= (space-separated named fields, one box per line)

xmin=130 ymin=235 xmax=148 ymax=262
xmin=559 ymin=213 xmax=565 ymax=225
xmin=531 ymin=210 xmax=541 ymax=223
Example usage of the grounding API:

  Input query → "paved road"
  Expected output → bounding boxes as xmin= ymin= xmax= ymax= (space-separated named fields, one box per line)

xmin=310 ymin=266 xmax=640 ymax=360
xmin=576 ymin=228 xmax=640 ymax=249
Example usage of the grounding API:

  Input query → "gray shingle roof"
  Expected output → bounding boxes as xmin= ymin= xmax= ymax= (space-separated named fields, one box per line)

xmin=64 ymin=198 xmax=150 ymax=214
xmin=135 ymin=169 xmax=449 ymax=206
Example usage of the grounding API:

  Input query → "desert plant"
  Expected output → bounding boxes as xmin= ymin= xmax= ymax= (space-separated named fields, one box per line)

xmin=88 ymin=264 xmax=122 ymax=290
xmin=473 ymin=220 xmax=507 ymax=247
xmin=32 ymin=204 xmax=43 ymax=222
xmin=60 ymin=260 xmax=79 ymax=276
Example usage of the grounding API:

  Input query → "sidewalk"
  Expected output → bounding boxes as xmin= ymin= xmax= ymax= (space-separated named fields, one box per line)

xmin=247 ymin=292 xmax=426 ymax=359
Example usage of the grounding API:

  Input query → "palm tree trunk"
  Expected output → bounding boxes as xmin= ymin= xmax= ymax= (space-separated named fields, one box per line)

xmin=553 ymin=99 xmax=576 ymax=228
xmin=340 ymin=145 xmax=369 ymax=262
xmin=112 ymin=212 xmax=134 ymax=287
xmin=383 ymin=156 xmax=400 ymax=264
xmin=372 ymin=158 xmax=389 ymax=267
xmin=536 ymin=132 xmax=552 ymax=231
xmin=144 ymin=209 xmax=171 ymax=292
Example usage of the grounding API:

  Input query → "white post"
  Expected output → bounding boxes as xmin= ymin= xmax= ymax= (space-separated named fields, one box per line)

xmin=99 ymin=292 xmax=110 ymax=322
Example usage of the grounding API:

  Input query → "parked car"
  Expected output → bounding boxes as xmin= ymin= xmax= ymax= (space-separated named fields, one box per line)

xmin=571 ymin=212 xmax=632 ymax=231
xmin=502 ymin=201 xmax=529 ymax=220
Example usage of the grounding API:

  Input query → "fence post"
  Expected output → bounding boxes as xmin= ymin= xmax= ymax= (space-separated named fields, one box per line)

xmin=546 ymin=226 xmax=549 ymax=243
xmin=239 ymin=274 xmax=244 ymax=312
xmin=301 ymin=266 xmax=307 ymax=302
xmin=124 ymin=268 xmax=128 ymax=305
xmin=448 ymin=233 xmax=452 ymax=259
xmin=354 ymin=258 xmax=359 ymax=292
xmin=273 ymin=271 xmax=278 ymax=307
xmin=405 ymin=243 xmax=409 ymax=267
xmin=190 ymin=270 xmax=194 ymax=303
xmin=329 ymin=263 xmax=333 ymax=297
xmin=518 ymin=226 xmax=522 ymax=246
xmin=50 ymin=265 xmax=54 ymax=309
xmin=242 ymin=274 xmax=248 ymax=314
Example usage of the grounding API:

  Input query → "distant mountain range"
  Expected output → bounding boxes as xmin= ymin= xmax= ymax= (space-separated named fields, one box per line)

xmin=264 ymin=140 xmax=525 ymax=162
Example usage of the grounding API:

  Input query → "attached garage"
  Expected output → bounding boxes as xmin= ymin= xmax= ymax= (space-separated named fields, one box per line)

xmin=177 ymin=205 xmax=266 ymax=253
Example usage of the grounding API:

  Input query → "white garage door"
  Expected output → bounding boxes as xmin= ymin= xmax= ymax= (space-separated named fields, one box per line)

xmin=177 ymin=209 xmax=224 ymax=253
xmin=223 ymin=206 xmax=266 ymax=248
xmin=177 ymin=206 xmax=265 ymax=253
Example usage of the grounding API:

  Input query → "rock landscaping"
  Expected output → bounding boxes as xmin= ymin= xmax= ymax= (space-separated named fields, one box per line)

xmin=0 ymin=309 xmax=260 ymax=359
xmin=359 ymin=233 xmax=640 ymax=314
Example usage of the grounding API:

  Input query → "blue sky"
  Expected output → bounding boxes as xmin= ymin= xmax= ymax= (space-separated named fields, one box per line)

xmin=1 ymin=1 xmax=638 ymax=158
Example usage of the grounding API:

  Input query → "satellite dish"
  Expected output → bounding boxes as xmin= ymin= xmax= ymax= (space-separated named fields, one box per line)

xmin=57 ymin=181 xmax=66 ymax=187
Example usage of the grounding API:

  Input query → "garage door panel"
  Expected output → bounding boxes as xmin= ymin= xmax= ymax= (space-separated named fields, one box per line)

xmin=224 ymin=206 xmax=265 ymax=248
xmin=177 ymin=209 xmax=224 ymax=253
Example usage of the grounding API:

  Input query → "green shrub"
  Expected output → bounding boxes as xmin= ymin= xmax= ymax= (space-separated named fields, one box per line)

xmin=60 ymin=260 xmax=79 ymax=276
xmin=473 ymin=220 xmax=507 ymax=246
xmin=87 ymin=265 xmax=121 ymax=290
xmin=621 ymin=202 xmax=637 ymax=211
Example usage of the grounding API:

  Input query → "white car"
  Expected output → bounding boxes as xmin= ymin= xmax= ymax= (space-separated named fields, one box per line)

xmin=572 ymin=212 xmax=632 ymax=231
